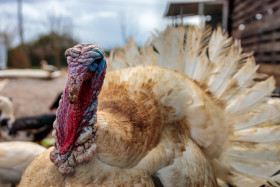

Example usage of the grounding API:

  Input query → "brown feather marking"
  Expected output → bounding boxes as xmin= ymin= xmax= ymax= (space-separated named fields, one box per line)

xmin=95 ymin=80 xmax=163 ymax=168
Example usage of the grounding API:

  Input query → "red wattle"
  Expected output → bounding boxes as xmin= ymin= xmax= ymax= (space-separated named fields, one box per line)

xmin=56 ymin=70 xmax=105 ymax=155
xmin=57 ymin=79 xmax=93 ymax=154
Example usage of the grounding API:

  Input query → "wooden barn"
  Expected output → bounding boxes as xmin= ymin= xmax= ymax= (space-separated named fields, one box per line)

xmin=230 ymin=0 xmax=280 ymax=86
xmin=164 ymin=0 xmax=280 ymax=86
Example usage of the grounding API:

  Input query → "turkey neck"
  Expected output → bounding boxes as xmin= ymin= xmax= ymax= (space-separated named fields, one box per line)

xmin=56 ymin=70 xmax=106 ymax=155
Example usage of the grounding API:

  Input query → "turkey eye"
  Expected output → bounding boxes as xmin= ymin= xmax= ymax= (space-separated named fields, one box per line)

xmin=95 ymin=59 xmax=102 ymax=64
xmin=89 ymin=63 xmax=97 ymax=71
xmin=89 ymin=58 xmax=103 ymax=71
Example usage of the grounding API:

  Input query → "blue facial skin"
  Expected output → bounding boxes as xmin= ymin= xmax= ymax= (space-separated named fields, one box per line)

xmin=89 ymin=62 xmax=98 ymax=72
xmin=89 ymin=57 xmax=106 ymax=76
xmin=66 ymin=45 xmax=106 ymax=77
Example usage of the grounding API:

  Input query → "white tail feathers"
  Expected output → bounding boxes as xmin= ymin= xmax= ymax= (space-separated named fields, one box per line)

xmin=108 ymin=25 xmax=280 ymax=186
xmin=226 ymin=76 xmax=275 ymax=116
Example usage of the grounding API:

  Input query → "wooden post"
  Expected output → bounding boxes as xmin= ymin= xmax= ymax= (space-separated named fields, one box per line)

xmin=198 ymin=2 xmax=205 ymax=24
xmin=180 ymin=6 xmax=183 ymax=25
xmin=222 ymin=0 xmax=229 ymax=31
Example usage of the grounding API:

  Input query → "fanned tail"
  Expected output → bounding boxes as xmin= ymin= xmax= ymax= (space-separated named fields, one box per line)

xmin=108 ymin=25 xmax=280 ymax=186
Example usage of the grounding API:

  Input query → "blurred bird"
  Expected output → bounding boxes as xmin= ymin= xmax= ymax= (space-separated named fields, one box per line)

xmin=272 ymin=87 xmax=280 ymax=97
xmin=0 ymin=141 xmax=46 ymax=185
xmin=40 ymin=60 xmax=57 ymax=74
xmin=20 ymin=26 xmax=280 ymax=186
xmin=0 ymin=95 xmax=55 ymax=142
xmin=0 ymin=96 xmax=15 ymax=140
xmin=7 ymin=114 xmax=56 ymax=142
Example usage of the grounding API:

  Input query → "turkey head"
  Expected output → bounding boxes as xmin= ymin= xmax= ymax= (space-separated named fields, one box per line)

xmin=50 ymin=44 xmax=106 ymax=175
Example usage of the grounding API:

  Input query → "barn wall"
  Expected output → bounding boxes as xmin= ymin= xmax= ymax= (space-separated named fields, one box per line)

xmin=230 ymin=0 xmax=280 ymax=86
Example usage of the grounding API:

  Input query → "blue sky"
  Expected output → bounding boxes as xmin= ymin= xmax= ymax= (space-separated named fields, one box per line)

xmin=0 ymin=0 xmax=200 ymax=50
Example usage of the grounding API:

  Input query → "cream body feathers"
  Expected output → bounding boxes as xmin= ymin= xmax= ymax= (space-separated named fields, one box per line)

xmin=108 ymin=26 xmax=280 ymax=186
xmin=0 ymin=141 xmax=46 ymax=184
xmin=21 ymin=26 xmax=280 ymax=186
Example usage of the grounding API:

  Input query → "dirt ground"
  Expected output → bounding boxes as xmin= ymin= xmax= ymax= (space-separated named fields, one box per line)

xmin=0 ymin=69 xmax=68 ymax=118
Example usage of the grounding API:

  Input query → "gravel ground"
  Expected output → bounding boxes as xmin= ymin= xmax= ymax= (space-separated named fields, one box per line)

xmin=0 ymin=69 xmax=68 ymax=118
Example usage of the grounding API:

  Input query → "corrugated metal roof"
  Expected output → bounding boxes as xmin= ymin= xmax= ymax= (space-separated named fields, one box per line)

xmin=164 ymin=1 xmax=224 ymax=17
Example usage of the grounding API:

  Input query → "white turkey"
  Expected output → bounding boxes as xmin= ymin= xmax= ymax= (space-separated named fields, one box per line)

xmin=0 ymin=141 xmax=46 ymax=185
xmin=20 ymin=26 xmax=280 ymax=186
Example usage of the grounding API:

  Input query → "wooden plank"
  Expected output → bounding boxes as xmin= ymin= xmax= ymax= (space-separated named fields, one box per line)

xmin=231 ymin=0 xmax=280 ymax=70
xmin=257 ymin=55 xmax=274 ymax=62
xmin=233 ymin=16 xmax=280 ymax=39
xmin=231 ymin=1 xmax=280 ymax=32
xmin=257 ymin=41 xmax=280 ymax=52
xmin=258 ymin=43 xmax=273 ymax=52
xmin=264 ymin=0 xmax=280 ymax=9
xmin=241 ymin=35 xmax=259 ymax=45
xmin=260 ymin=34 xmax=273 ymax=42
xmin=233 ymin=0 xmax=243 ymax=6
xmin=232 ymin=1 xmax=262 ymax=21
xmin=258 ymin=64 xmax=280 ymax=76
xmin=233 ymin=0 xmax=262 ymax=23
xmin=242 ymin=45 xmax=258 ymax=52
xmin=240 ymin=21 xmax=263 ymax=37
xmin=233 ymin=0 xmax=252 ymax=15
xmin=231 ymin=29 xmax=245 ymax=38
xmin=232 ymin=17 xmax=247 ymax=29
xmin=274 ymin=32 xmax=280 ymax=40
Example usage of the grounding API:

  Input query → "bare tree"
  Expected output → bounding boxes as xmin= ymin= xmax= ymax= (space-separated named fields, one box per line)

xmin=46 ymin=12 xmax=73 ymax=36
xmin=17 ymin=0 xmax=24 ymax=45
xmin=15 ymin=0 xmax=31 ymax=68
xmin=0 ymin=18 xmax=17 ymax=48
xmin=42 ymin=11 xmax=74 ymax=68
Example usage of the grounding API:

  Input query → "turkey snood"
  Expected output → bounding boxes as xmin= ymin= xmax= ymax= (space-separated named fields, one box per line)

xmin=50 ymin=44 xmax=106 ymax=175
